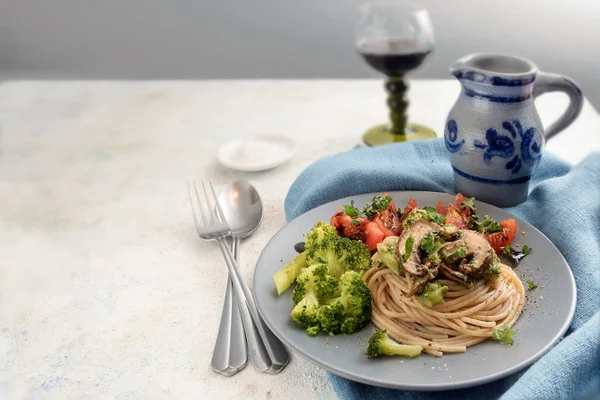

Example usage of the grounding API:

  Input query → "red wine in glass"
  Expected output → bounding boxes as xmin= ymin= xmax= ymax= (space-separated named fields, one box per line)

xmin=358 ymin=39 xmax=431 ymax=77
xmin=355 ymin=2 xmax=436 ymax=145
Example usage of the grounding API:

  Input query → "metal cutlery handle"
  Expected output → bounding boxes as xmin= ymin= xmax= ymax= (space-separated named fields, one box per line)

xmin=227 ymin=237 xmax=249 ymax=371
xmin=217 ymin=239 xmax=274 ymax=372
xmin=226 ymin=277 xmax=249 ymax=369
xmin=230 ymin=237 xmax=282 ymax=374
xmin=211 ymin=238 xmax=248 ymax=375
xmin=211 ymin=280 xmax=242 ymax=375
xmin=216 ymin=239 xmax=290 ymax=371
xmin=233 ymin=236 xmax=240 ymax=265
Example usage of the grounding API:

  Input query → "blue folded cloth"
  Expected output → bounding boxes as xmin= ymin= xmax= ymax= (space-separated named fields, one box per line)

xmin=284 ymin=139 xmax=600 ymax=400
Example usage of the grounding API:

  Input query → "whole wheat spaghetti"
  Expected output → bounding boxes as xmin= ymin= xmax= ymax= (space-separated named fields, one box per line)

xmin=364 ymin=264 xmax=525 ymax=357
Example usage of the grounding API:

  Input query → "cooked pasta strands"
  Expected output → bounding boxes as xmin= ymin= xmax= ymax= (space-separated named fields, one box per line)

xmin=460 ymin=317 xmax=497 ymax=328
xmin=365 ymin=264 xmax=525 ymax=356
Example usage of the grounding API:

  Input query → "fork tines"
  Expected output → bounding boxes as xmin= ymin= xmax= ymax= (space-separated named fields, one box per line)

xmin=188 ymin=179 xmax=231 ymax=239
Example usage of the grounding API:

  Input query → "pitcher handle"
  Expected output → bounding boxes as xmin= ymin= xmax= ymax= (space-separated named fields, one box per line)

xmin=534 ymin=72 xmax=584 ymax=140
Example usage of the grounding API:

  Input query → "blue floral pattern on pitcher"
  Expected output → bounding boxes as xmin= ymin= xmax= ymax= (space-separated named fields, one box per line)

xmin=473 ymin=120 xmax=541 ymax=174
xmin=444 ymin=119 xmax=464 ymax=153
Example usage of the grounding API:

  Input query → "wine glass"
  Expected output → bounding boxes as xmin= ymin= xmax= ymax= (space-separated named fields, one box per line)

xmin=356 ymin=1 xmax=436 ymax=146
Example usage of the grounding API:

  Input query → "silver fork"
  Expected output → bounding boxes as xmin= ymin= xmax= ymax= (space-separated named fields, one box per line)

xmin=188 ymin=179 xmax=290 ymax=374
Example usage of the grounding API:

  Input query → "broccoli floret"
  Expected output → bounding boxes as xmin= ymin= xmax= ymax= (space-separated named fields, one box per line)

xmin=304 ymin=221 xmax=338 ymax=250
xmin=305 ymin=326 xmax=320 ymax=336
xmin=483 ymin=253 xmax=502 ymax=282
xmin=439 ymin=224 xmax=459 ymax=239
xmin=274 ymin=251 xmax=308 ymax=295
xmin=320 ymin=271 xmax=372 ymax=335
xmin=402 ymin=209 xmax=429 ymax=229
xmin=402 ymin=208 xmax=447 ymax=229
xmin=307 ymin=236 xmax=371 ymax=278
xmin=415 ymin=282 xmax=448 ymax=307
xmin=316 ymin=273 xmax=339 ymax=299
xmin=427 ymin=252 xmax=443 ymax=266
xmin=290 ymin=265 xmax=323 ymax=335
xmin=488 ymin=253 xmax=502 ymax=274
xmin=319 ymin=300 xmax=344 ymax=334
xmin=292 ymin=264 xmax=338 ymax=304
xmin=291 ymin=264 xmax=342 ymax=335
xmin=375 ymin=236 xmax=401 ymax=274
xmin=291 ymin=268 xmax=371 ymax=336
xmin=291 ymin=291 xmax=321 ymax=336
xmin=365 ymin=329 xmax=423 ymax=358
xmin=274 ymin=222 xmax=338 ymax=295
xmin=287 ymin=222 xmax=373 ymax=337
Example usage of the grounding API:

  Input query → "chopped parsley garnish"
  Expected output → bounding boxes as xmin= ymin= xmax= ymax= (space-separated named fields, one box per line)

xmin=351 ymin=219 xmax=361 ymax=226
xmin=468 ymin=215 xmax=503 ymax=234
xmin=343 ymin=200 xmax=361 ymax=217
xmin=422 ymin=206 xmax=446 ymax=225
xmin=486 ymin=219 xmax=504 ymax=233
xmin=402 ymin=236 xmax=414 ymax=262
xmin=492 ymin=324 xmax=517 ymax=345
xmin=420 ymin=233 xmax=437 ymax=254
xmin=466 ymin=215 xmax=478 ymax=231
xmin=526 ymin=280 xmax=538 ymax=290
xmin=460 ymin=197 xmax=476 ymax=212
xmin=363 ymin=195 xmax=392 ymax=219
xmin=343 ymin=195 xmax=392 ymax=220
xmin=502 ymin=245 xmax=531 ymax=268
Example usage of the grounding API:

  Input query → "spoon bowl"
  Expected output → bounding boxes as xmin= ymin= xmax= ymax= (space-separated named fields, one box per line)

xmin=218 ymin=180 xmax=263 ymax=237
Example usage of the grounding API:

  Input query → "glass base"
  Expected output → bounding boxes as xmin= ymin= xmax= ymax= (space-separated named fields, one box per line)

xmin=362 ymin=123 xmax=437 ymax=146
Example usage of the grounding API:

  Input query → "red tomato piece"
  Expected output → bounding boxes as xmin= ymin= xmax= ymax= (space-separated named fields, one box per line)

xmin=371 ymin=195 xmax=403 ymax=237
xmin=382 ymin=193 xmax=397 ymax=214
xmin=364 ymin=221 xmax=385 ymax=251
xmin=403 ymin=198 xmax=418 ymax=214
xmin=454 ymin=192 xmax=472 ymax=217
xmin=436 ymin=201 xmax=447 ymax=215
xmin=445 ymin=204 xmax=467 ymax=228
xmin=485 ymin=218 xmax=518 ymax=253
xmin=330 ymin=208 xmax=366 ymax=242
xmin=455 ymin=193 xmax=467 ymax=208
xmin=485 ymin=232 xmax=507 ymax=254
xmin=500 ymin=218 xmax=518 ymax=244
xmin=372 ymin=211 xmax=402 ymax=237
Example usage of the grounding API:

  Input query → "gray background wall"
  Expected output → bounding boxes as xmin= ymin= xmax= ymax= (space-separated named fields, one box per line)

xmin=1 ymin=0 xmax=598 ymax=107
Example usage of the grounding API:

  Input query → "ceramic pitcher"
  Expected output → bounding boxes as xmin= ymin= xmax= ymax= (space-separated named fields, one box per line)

xmin=444 ymin=53 xmax=583 ymax=207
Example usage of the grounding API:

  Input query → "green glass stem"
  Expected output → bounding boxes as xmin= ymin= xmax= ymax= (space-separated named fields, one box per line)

xmin=385 ymin=77 xmax=409 ymax=135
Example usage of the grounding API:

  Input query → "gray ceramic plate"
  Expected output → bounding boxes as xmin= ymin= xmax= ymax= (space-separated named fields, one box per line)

xmin=253 ymin=191 xmax=576 ymax=391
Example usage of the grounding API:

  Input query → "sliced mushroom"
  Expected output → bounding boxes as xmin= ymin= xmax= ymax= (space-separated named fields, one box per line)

xmin=396 ymin=220 xmax=441 ymax=277
xmin=439 ymin=264 xmax=469 ymax=283
xmin=457 ymin=230 xmax=493 ymax=276
xmin=407 ymin=267 xmax=439 ymax=297
xmin=439 ymin=239 xmax=468 ymax=263
xmin=439 ymin=229 xmax=494 ymax=283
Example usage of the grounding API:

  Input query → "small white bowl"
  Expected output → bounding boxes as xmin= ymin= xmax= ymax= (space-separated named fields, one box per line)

xmin=217 ymin=135 xmax=296 ymax=172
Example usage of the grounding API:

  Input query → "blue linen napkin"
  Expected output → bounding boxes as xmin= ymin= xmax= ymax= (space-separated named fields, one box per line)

xmin=284 ymin=139 xmax=600 ymax=400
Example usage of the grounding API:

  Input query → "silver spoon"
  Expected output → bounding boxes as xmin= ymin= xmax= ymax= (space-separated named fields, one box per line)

xmin=213 ymin=180 xmax=288 ymax=375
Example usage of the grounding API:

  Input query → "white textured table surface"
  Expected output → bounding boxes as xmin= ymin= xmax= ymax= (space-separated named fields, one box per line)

xmin=1 ymin=80 xmax=598 ymax=399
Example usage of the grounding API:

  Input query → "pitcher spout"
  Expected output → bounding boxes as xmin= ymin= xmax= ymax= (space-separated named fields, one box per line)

xmin=449 ymin=54 xmax=478 ymax=79
xmin=449 ymin=53 xmax=537 ymax=87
